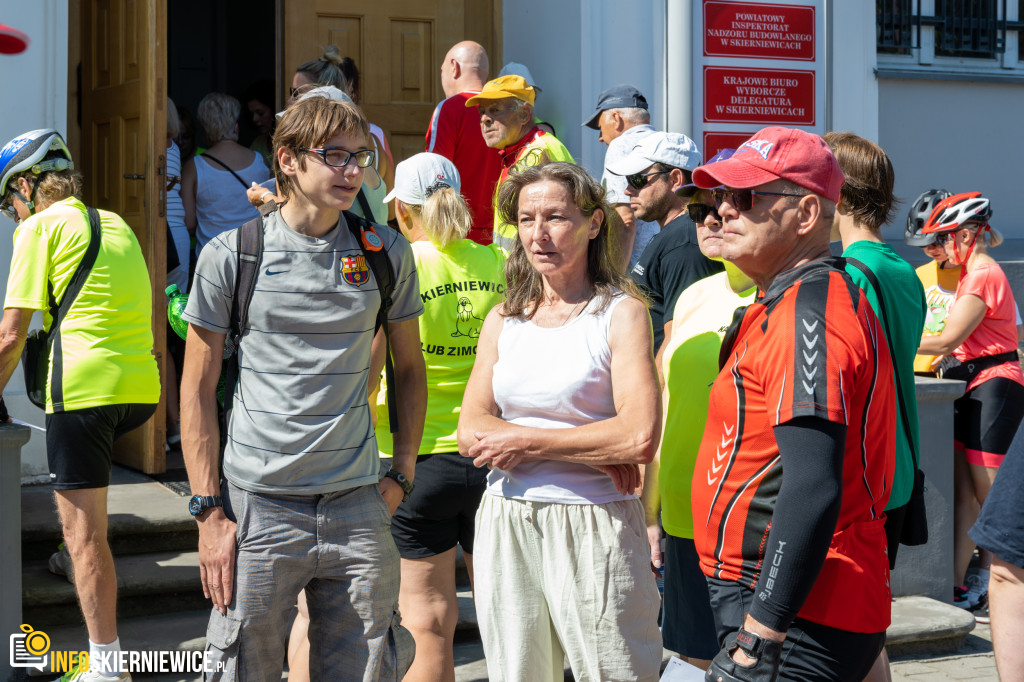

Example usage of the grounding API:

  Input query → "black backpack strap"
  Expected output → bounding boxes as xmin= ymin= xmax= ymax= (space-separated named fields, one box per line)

xmin=355 ymin=187 xmax=374 ymax=223
xmin=49 ymin=207 xmax=103 ymax=410
xmin=223 ymin=215 xmax=264 ymax=414
xmin=343 ymin=210 xmax=399 ymax=433
xmin=845 ymin=256 xmax=919 ymax=470
xmin=201 ymin=153 xmax=251 ymax=191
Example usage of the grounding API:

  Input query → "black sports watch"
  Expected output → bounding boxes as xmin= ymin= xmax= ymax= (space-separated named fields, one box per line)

xmin=188 ymin=495 xmax=223 ymax=517
xmin=734 ymin=628 xmax=781 ymax=661
xmin=383 ymin=469 xmax=414 ymax=502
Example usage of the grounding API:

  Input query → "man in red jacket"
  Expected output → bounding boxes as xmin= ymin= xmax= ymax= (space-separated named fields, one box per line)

xmin=425 ymin=41 xmax=501 ymax=243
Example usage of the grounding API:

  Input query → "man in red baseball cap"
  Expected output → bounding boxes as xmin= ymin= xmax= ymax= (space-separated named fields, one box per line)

xmin=689 ymin=126 xmax=897 ymax=682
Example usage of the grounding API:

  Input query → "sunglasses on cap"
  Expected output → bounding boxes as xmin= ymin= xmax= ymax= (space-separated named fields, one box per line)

xmin=289 ymin=83 xmax=319 ymax=100
xmin=711 ymin=188 xmax=805 ymax=212
xmin=625 ymin=169 xmax=671 ymax=191
xmin=687 ymin=202 xmax=720 ymax=224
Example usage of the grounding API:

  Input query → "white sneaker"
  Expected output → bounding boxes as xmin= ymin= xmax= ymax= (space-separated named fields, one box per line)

xmin=61 ymin=666 xmax=132 ymax=681
xmin=964 ymin=572 xmax=988 ymax=608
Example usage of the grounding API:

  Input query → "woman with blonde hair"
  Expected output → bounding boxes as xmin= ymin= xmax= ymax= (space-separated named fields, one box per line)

xmin=458 ymin=161 xmax=663 ymax=681
xmin=181 ymin=92 xmax=270 ymax=251
xmin=372 ymin=152 xmax=505 ymax=682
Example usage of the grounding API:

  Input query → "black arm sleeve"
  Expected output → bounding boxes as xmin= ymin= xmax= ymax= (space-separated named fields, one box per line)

xmin=747 ymin=417 xmax=846 ymax=633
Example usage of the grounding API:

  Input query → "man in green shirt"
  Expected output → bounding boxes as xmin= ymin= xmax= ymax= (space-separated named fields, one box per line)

xmin=826 ymin=131 xmax=927 ymax=681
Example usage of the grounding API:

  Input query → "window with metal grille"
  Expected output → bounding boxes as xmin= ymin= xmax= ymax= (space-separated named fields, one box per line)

xmin=877 ymin=0 xmax=914 ymax=54
xmin=877 ymin=0 xmax=1013 ymax=59
xmin=934 ymin=0 xmax=1001 ymax=57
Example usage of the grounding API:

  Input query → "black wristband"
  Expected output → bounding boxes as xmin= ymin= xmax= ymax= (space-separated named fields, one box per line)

xmin=705 ymin=630 xmax=783 ymax=682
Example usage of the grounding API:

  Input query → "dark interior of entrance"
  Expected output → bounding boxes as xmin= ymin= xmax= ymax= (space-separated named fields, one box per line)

xmin=167 ymin=0 xmax=276 ymax=149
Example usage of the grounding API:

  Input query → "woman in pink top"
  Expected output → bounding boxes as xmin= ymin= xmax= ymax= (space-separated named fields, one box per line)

xmin=917 ymin=192 xmax=1024 ymax=618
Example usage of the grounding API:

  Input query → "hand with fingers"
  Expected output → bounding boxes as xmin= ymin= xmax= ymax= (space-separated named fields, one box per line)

xmin=589 ymin=462 xmax=642 ymax=495
xmin=196 ymin=508 xmax=237 ymax=614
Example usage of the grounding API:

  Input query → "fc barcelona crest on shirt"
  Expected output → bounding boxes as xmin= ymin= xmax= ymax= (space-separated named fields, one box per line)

xmin=341 ymin=255 xmax=370 ymax=286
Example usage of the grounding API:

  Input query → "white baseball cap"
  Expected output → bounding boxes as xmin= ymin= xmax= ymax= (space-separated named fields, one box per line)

xmin=276 ymin=85 xmax=354 ymax=119
xmin=383 ymin=152 xmax=461 ymax=205
xmin=497 ymin=62 xmax=542 ymax=92
xmin=606 ymin=131 xmax=702 ymax=176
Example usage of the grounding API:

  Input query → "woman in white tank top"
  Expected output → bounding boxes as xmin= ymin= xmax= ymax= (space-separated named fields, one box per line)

xmin=458 ymin=162 xmax=663 ymax=681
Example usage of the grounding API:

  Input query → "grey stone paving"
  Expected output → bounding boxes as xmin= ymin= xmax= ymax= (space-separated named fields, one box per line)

xmin=891 ymin=625 xmax=997 ymax=681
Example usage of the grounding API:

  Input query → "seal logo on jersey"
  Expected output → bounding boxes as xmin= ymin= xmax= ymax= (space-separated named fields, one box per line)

xmin=341 ymin=255 xmax=370 ymax=286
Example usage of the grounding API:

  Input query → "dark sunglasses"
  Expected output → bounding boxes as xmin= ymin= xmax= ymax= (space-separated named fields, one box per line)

xmin=687 ymin=203 xmax=720 ymax=224
xmin=0 ymin=190 xmax=19 ymax=220
xmin=299 ymin=147 xmax=376 ymax=168
xmin=933 ymin=231 xmax=957 ymax=245
xmin=711 ymin=188 xmax=805 ymax=212
xmin=625 ymin=169 xmax=671 ymax=190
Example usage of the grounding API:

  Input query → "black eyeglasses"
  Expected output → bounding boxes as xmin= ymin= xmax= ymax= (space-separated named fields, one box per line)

xmin=299 ymin=147 xmax=376 ymax=168
xmin=933 ymin=231 xmax=957 ymax=245
xmin=711 ymin=188 xmax=805 ymax=212
xmin=687 ymin=203 xmax=720 ymax=224
xmin=625 ymin=169 xmax=671 ymax=190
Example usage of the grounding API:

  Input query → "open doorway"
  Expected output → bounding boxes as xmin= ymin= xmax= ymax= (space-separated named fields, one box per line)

xmin=167 ymin=0 xmax=277 ymax=153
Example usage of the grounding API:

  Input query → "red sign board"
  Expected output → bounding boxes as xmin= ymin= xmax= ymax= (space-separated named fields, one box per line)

xmin=704 ymin=1 xmax=815 ymax=61
xmin=704 ymin=66 xmax=815 ymax=126
xmin=703 ymin=132 xmax=756 ymax=161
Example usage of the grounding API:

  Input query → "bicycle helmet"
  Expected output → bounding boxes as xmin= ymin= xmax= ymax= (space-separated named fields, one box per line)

xmin=0 ymin=129 xmax=74 ymax=201
xmin=904 ymin=189 xmax=950 ymax=246
xmin=921 ymin=192 xmax=992 ymax=234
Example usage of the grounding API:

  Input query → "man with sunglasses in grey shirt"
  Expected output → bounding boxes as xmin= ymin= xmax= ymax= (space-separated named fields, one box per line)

xmin=608 ymin=132 xmax=723 ymax=374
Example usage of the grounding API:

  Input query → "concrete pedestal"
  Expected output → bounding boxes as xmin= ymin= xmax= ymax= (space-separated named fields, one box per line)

xmin=891 ymin=377 xmax=964 ymax=603
xmin=1 ymin=423 xmax=32 ymax=681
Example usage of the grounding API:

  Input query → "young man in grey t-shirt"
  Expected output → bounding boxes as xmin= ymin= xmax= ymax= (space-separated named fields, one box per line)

xmin=181 ymin=96 xmax=427 ymax=679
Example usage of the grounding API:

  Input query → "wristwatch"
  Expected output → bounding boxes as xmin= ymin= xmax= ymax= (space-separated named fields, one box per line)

xmin=383 ymin=469 xmax=414 ymax=502
xmin=734 ymin=628 xmax=781 ymax=661
xmin=188 ymin=495 xmax=223 ymax=517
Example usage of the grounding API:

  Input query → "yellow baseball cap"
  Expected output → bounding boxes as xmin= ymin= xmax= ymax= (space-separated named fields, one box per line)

xmin=465 ymin=75 xmax=536 ymax=107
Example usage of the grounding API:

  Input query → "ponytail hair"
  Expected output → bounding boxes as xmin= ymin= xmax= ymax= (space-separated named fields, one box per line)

xmin=296 ymin=46 xmax=350 ymax=93
xmin=985 ymin=224 xmax=1004 ymax=248
xmin=406 ymin=186 xmax=471 ymax=249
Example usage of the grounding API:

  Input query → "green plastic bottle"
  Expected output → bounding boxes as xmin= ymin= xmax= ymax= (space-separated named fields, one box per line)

xmin=166 ymin=284 xmax=189 ymax=340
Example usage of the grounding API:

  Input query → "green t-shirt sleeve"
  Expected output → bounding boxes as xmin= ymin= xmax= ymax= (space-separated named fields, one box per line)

xmin=4 ymin=224 xmax=51 ymax=311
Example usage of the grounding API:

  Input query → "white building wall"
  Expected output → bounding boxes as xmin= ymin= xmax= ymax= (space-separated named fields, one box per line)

xmin=827 ymin=1 xmax=878 ymax=140
xmin=0 ymin=0 xmax=69 ymax=481
xmin=878 ymin=78 xmax=1024 ymax=242
xmin=503 ymin=0 xmax=666 ymax=178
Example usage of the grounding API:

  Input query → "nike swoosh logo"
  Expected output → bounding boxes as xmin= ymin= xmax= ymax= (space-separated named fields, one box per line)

xmin=264 ymin=268 xmax=287 ymax=276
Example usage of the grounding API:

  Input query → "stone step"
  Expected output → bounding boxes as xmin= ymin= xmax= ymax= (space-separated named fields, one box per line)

xmin=26 ymin=609 xmax=208 ymax=680
xmin=884 ymin=595 xmax=977 ymax=657
xmin=23 ymin=550 xmax=207 ymax=628
xmin=21 ymin=466 xmax=197 ymax=561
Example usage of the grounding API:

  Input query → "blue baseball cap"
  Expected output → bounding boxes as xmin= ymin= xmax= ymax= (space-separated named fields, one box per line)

xmin=583 ymin=84 xmax=648 ymax=129
xmin=676 ymin=148 xmax=737 ymax=196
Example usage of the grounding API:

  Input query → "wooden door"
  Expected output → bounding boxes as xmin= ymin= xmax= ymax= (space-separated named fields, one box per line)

xmin=284 ymin=0 xmax=501 ymax=164
xmin=80 ymin=0 xmax=168 ymax=473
